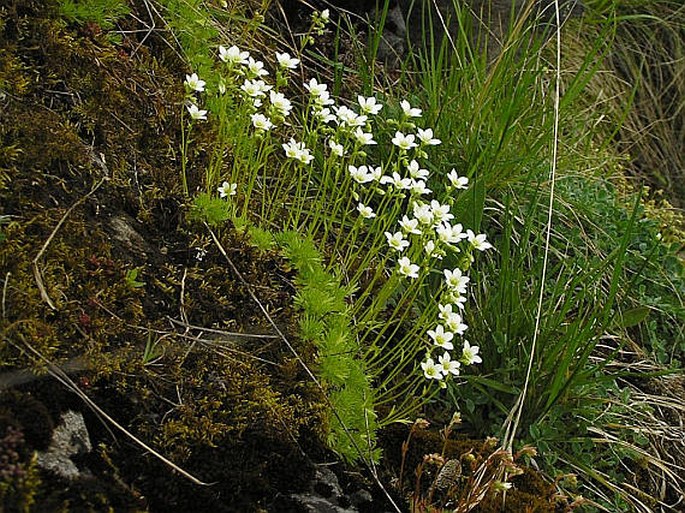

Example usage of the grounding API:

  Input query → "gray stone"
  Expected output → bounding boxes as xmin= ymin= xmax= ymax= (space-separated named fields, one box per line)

xmin=36 ymin=410 xmax=92 ymax=480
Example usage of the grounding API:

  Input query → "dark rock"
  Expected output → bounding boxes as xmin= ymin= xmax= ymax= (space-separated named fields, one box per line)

xmin=313 ymin=466 xmax=343 ymax=499
xmin=348 ymin=488 xmax=373 ymax=508
xmin=290 ymin=494 xmax=360 ymax=513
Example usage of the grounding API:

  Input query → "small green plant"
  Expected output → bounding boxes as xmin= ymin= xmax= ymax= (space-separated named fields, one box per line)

xmin=142 ymin=332 xmax=163 ymax=365
xmin=124 ymin=267 xmax=145 ymax=289
xmin=163 ymin=1 xmax=685 ymax=506
xmin=237 ymin=223 xmax=377 ymax=462
xmin=188 ymin=192 xmax=231 ymax=226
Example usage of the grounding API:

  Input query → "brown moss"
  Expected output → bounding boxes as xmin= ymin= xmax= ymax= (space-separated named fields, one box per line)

xmin=0 ymin=0 xmax=328 ymax=510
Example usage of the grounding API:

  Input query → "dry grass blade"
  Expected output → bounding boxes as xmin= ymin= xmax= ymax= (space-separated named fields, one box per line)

xmin=584 ymin=341 xmax=685 ymax=511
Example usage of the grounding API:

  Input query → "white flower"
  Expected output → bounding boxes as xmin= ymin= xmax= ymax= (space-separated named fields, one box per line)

xmin=282 ymin=138 xmax=302 ymax=159
xmin=444 ymin=268 xmax=469 ymax=294
xmin=241 ymin=79 xmax=271 ymax=97
xmin=314 ymin=90 xmax=335 ymax=107
xmin=400 ymin=99 xmax=422 ymax=118
xmin=358 ymin=95 xmax=383 ymax=115
xmin=251 ymin=113 xmax=274 ymax=131
xmin=416 ymin=127 xmax=441 ymax=146
xmin=447 ymin=169 xmax=469 ymax=189
xmin=421 ymin=358 xmax=443 ymax=380
xmin=217 ymin=181 xmax=237 ymax=198
xmin=335 ymin=106 xmax=367 ymax=127
xmin=219 ymin=45 xmax=249 ymax=65
xmin=424 ymin=240 xmax=444 ymax=259
xmin=461 ymin=340 xmax=482 ymax=365
xmin=368 ymin=166 xmax=383 ymax=181
xmin=438 ymin=352 xmax=461 ymax=376
xmin=246 ymin=56 xmax=269 ymax=77
xmin=304 ymin=77 xmax=328 ymax=97
xmin=467 ymin=229 xmax=493 ymax=251
xmin=349 ymin=165 xmax=374 ymax=184
xmin=269 ymin=90 xmax=293 ymax=117
xmin=397 ymin=256 xmax=419 ymax=279
xmin=430 ymin=200 xmax=454 ymax=225
xmin=445 ymin=292 xmax=467 ymax=310
xmin=425 ymin=240 xmax=436 ymax=256
xmin=410 ymin=180 xmax=431 ymax=196
xmin=276 ymin=51 xmax=299 ymax=69
xmin=444 ymin=312 xmax=468 ymax=335
xmin=297 ymin=148 xmax=314 ymax=165
xmin=399 ymin=215 xmax=422 ymax=235
xmin=314 ymin=107 xmax=336 ymax=124
xmin=186 ymin=103 xmax=207 ymax=121
xmin=407 ymin=160 xmax=429 ymax=180
xmin=357 ymin=203 xmax=376 ymax=219
xmin=438 ymin=303 xmax=455 ymax=321
xmin=329 ymin=140 xmax=344 ymax=157
xmin=428 ymin=325 xmax=454 ymax=350
xmin=184 ymin=73 xmax=206 ymax=93
xmin=299 ymin=151 xmax=314 ymax=165
xmin=282 ymin=138 xmax=314 ymax=164
xmin=413 ymin=202 xmax=434 ymax=225
xmin=380 ymin=172 xmax=412 ymax=190
xmin=392 ymin=131 xmax=418 ymax=150
xmin=385 ymin=231 xmax=410 ymax=252
xmin=436 ymin=222 xmax=465 ymax=244
xmin=353 ymin=127 xmax=376 ymax=145
xmin=320 ymin=8 xmax=330 ymax=22
xmin=436 ymin=224 xmax=452 ymax=244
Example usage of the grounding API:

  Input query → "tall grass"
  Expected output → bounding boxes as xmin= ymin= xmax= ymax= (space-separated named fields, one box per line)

xmin=381 ymin=0 xmax=684 ymax=510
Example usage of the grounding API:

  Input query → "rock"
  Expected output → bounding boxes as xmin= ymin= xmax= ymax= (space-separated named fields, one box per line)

xmin=287 ymin=465 xmax=362 ymax=513
xmin=107 ymin=214 xmax=152 ymax=258
xmin=290 ymin=494 xmax=359 ymax=513
xmin=348 ymin=488 xmax=373 ymax=508
xmin=37 ymin=410 xmax=92 ymax=480
xmin=313 ymin=467 xmax=343 ymax=499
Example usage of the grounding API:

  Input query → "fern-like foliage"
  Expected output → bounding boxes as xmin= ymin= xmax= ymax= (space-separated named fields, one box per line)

xmin=57 ymin=0 xmax=130 ymax=30
xmin=188 ymin=193 xmax=230 ymax=227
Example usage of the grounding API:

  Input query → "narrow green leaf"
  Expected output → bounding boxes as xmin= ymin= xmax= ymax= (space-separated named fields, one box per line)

xmin=614 ymin=307 xmax=651 ymax=329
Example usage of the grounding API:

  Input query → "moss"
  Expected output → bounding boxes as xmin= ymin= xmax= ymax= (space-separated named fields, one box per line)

xmin=0 ymin=451 xmax=42 ymax=513
xmin=0 ymin=0 xmax=328 ymax=510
